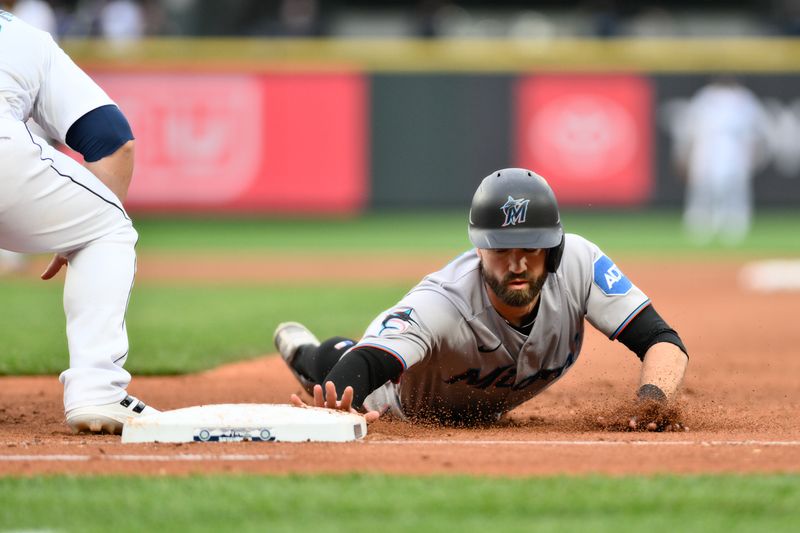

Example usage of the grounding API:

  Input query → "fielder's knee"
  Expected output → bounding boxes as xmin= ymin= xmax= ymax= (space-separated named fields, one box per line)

xmin=104 ymin=218 xmax=138 ymax=248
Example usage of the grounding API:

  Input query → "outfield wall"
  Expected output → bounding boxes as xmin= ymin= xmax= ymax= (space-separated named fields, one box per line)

xmin=64 ymin=38 xmax=800 ymax=212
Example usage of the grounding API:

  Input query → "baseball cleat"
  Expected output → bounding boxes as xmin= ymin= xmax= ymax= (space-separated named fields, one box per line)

xmin=273 ymin=321 xmax=319 ymax=396
xmin=66 ymin=395 xmax=159 ymax=435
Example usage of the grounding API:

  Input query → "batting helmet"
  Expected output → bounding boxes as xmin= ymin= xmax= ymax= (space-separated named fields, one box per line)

xmin=468 ymin=168 xmax=565 ymax=272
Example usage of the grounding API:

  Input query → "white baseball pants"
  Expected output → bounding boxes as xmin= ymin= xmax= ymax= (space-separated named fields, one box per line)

xmin=0 ymin=117 xmax=137 ymax=412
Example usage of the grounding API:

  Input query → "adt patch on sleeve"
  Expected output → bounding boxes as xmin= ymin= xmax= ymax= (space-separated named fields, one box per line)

xmin=593 ymin=255 xmax=632 ymax=295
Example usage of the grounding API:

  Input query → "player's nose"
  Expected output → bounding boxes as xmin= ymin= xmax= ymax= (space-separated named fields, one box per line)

xmin=508 ymin=250 xmax=527 ymax=272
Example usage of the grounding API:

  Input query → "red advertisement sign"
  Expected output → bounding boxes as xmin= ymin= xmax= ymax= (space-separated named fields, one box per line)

xmin=90 ymin=71 xmax=367 ymax=213
xmin=515 ymin=75 xmax=652 ymax=206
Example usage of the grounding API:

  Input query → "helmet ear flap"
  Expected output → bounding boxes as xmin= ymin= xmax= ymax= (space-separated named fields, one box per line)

xmin=546 ymin=234 xmax=565 ymax=273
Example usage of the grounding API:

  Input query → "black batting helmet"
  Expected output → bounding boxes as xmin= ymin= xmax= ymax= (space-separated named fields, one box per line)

xmin=468 ymin=168 xmax=565 ymax=272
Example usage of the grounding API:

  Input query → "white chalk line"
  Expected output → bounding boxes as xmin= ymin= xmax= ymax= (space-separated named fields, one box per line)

xmin=371 ymin=439 xmax=800 ymax=447
xmin=0 ymin=440 xmax=798 ymax=463
xmin=0 ymin=454 xmax=283 ymax=462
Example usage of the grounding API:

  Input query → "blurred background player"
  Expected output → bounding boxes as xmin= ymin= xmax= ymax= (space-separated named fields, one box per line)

xmin=0 ymin=9 xmax=158 ymax=433
xmin=2 ymin=0 xmax=55 ymax=34
xmin=98 ymin=0 xmax=145 ymax=42
xmin=678 ymin=76 xmax=770 ymax=245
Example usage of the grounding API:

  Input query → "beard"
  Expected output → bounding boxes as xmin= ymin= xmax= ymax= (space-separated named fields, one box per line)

xmin=480 ymin=264 xmax=547 ymax=307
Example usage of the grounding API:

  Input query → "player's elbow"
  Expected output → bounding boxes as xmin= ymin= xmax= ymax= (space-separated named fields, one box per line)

xmin=113 ymin=139 xmax=135 ymax=161
xmin=82 ymin=138 xmax=136 ymax=201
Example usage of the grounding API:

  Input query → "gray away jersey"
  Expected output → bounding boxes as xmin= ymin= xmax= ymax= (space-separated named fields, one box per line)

xmin=355 ymin=234 xmax=650 ymax=420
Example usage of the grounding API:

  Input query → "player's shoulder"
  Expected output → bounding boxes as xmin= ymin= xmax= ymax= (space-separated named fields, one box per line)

xmin=557 ymin=233 xmax=605 ymax=290
xmin=375 ymin=283 xmax=467 ymax=344
xmin=419 ymin=249 xmax=481 ymax=290
xmin=562 ymin=233 xmax=601 ymax=262
xmin=408 ymin=249 xmax=483 ymax=317
xmin=0 ymin=11 xmax=53 ymax=47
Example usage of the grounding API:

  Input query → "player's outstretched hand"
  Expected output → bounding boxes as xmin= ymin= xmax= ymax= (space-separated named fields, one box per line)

xmin=627 ymin=398 xmax=686 ymax=432
xmin=290 ymin=381 xmax=381 ymax=423
xmin=40 ymin=253 xmax=68 ymax=280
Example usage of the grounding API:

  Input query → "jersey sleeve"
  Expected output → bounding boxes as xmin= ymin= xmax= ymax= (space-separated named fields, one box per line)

xmin=577 ymin=237 xmax=651 ymax=339
xmin=355 ymin=290 xmax=462 ymax=370
xmin=32 ymin=34 xmax=116 ymax=143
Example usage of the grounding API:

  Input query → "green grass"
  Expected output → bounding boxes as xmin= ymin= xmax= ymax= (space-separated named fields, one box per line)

xmin=133 ymin=211 xmax=471 ymax=253
xmin=561 ymin=209 xmax=800 ymax=257
xmin=0 ymin=474 xmax=797 ymax=532
xmin=1 ymin=213 xmax=797 ymax=528
xmin=0 ymin=282 xmax=408 ymax=375
xmin=130 ymin=209 xmax=800 ymax=256
xmin=1 ymin=209 xmax=798 ymax=375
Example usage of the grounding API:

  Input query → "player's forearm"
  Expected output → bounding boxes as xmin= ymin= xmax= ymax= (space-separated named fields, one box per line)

xmin=638 ymin=342 xmax=688 ymax=399
xmin=324 ymin=347 xmax=404 ymax=408
xmin=83 ymin=140 xmax=135 ymax=202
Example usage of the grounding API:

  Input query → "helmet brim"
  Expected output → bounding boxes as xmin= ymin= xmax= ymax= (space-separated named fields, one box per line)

xmin=468 ymin=225 xmax=563 ymax=250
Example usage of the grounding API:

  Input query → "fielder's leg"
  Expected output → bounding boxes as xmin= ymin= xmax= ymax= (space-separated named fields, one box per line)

xmin=0 ymin=120 xmax=152 ymax=431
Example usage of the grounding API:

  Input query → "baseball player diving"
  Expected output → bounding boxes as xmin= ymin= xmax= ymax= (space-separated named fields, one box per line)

xmin=275 ymin=168 xmax=689 ymax=428
xmin=0 ymin=11 xmax=158 ymax=433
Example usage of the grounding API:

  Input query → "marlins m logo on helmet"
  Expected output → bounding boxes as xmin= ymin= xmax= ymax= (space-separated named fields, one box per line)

xmin=501 ymin=196 xmax=530 ymax=227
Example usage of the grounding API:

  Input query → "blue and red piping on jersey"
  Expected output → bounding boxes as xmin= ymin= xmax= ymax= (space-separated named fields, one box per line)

xmin=355 ymin=343 xmax=408 ymax=370
xmin=611 ymin=299 xmax=652 ymax=340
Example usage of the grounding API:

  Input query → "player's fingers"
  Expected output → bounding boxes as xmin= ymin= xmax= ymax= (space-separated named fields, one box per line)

xmin=324 ymin=381 xmax=337 ymax=409
xmin=340 ymin=386 xmax=354 ymax=411
xmin=313 ymin=384 xmax=324 ymax=407
xmin=628 ymin=417 xmax=638 ymax=430
xmin=40 ymin=254 xmax=67 ymax=280
xmin=364 ymin=410 xmax=381 ymax=423
xmin=290 ymin=393 xmax=306 ymax=408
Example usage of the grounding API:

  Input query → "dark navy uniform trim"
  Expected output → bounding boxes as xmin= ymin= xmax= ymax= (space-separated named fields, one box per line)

xmin=65 ymin=104 xmax=134 ymax=163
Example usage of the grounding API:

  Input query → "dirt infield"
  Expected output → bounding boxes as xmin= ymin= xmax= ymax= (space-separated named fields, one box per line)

xmin=1 ymin=255 xmax=798 ymax=476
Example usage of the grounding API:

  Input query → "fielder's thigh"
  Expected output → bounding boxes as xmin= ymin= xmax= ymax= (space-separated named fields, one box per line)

xmin=0 ymin=119 xmax=134 ymax=253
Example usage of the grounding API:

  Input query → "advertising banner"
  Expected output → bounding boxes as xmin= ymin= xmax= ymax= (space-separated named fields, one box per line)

xmin=514 ymin=75 xmax=653 ymax=206
xmin=90 ymin=71 xmax=368 ymax=213
xmin=369 ymin=74 xmax=512 ymax=208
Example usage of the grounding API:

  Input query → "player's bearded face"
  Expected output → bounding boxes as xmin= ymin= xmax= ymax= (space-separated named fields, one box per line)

xmin=480 ymin=264 xmax=547 ymax=307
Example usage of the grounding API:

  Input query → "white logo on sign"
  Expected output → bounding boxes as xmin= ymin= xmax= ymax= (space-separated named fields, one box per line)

xmin=529 ymin=95 xmax=638 ymax=180
xmin=94 ymin=73 xmax=263 ymax=203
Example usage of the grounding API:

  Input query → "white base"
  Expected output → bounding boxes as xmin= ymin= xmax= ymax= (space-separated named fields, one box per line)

xmin=121 ymin=403 xmax=367 ymax=443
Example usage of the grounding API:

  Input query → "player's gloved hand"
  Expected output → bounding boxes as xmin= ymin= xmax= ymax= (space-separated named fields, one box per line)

xmin=627 ymin=384 xmax=686 ymax=432
xmin=290 ymin=381 xmax=381 ymax=423
xmin=40 ymin=253 xmax=69 ymax=280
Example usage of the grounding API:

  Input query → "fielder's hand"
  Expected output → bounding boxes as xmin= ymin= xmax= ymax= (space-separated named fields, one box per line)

xmin=290 ymin=381 xmax=381 ymax=423
xmin=40 ymin=253 xmax=69 ymax=280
